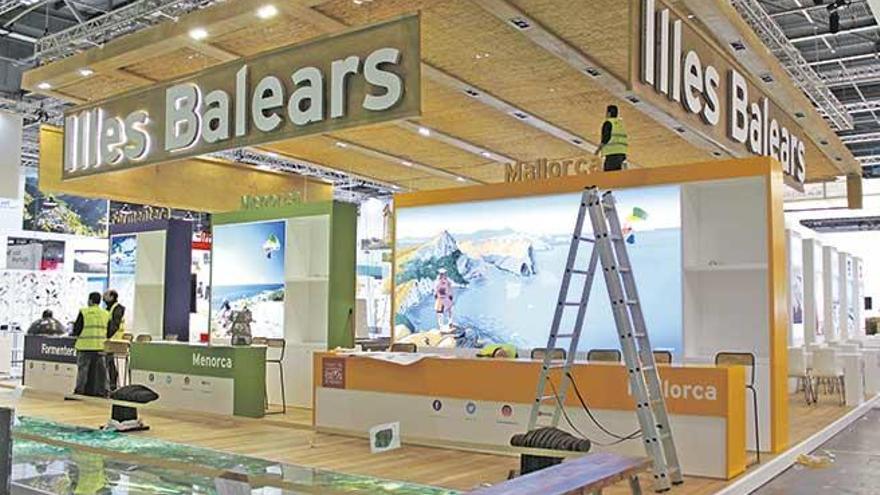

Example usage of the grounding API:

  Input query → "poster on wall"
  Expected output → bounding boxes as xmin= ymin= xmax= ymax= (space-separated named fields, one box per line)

xmin=393 ymin=186 xmax=683 ymax=354
xmin=191 ymin=248 xmax=212 ymax=340
xmin=790 ymin=235 xmax=804 ymax=326
xmin=71 ymin=238 xmax=109 ymax=275
xmin=0 ymin=270 xmax=88 ymax=327
xmin=6 ymin=238 xmax=65 ymax=271
xmin=108 ymin=234 xmax=137 ymax=328
xmin=814 ymin=250 xmax=825 ymax=338
xmin=846 ymin=257 xmax=856 ymax=336
xmin=211 ymin=221 xmax=286 ymax=339
xmin=23 ymin=170 xmax=108 ymax=237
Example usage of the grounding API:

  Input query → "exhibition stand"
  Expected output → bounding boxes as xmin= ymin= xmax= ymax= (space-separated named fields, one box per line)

xmin=22 ymin=335 xmax=77 ymax=395
xmin=129 ymin=341 xmax=266 ymax=418
xmin=108 ymin=219 xmax=193 ymax=341
xmin=313 ymin=353 xmax=746 ymax=479
xmin=212 ymin=201 xmax=356 ymax=409
xmin=386 ymin=157 xmax=788 ymax=455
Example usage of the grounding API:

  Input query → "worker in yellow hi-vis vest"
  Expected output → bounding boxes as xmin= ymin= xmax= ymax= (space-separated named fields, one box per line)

xmin=596 ymin=105 xmax=628 ymax=172
xmin=72 ymin=292 xmax=110 ymax=397
xmin=103 ymin=289 xmax=126 ymax=392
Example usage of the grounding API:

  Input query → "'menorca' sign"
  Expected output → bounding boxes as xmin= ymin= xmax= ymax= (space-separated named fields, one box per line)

xmin=62 ymin=15 xmax=421 ymax=179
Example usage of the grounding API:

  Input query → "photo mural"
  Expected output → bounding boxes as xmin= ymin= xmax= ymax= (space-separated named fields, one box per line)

xmin=108 ymin=234 xmax=137 ymax=328
xmin=211 ymin=221 xmax=286 ymax=339
xmin=394 ymin=186 xmax=683 ymax=354
xmin=23 ymin=170 xmax=108 ymax=238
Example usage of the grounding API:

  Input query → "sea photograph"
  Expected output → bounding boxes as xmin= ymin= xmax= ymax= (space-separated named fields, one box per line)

xmin=211 ymin=220 xmax=286 ymax=339
xmin=394 ymin=186 xmax=683 ymax=355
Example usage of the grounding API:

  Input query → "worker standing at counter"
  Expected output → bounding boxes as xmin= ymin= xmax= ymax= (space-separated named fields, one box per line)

xmin=72 ymin=292 xmax=110 ymax=397
xmin=104 ymin=289 xmax=126 ymax=392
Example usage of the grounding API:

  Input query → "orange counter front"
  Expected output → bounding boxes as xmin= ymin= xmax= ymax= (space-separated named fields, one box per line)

xmin=313 ymin=352 xmax=747 ymax=479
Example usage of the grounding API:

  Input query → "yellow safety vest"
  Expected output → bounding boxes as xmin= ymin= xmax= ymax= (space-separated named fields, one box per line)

xmin=603 ymin=117 xmax=628 ymax=156
xmin=477 ymin=344 xmax=518 ymax=359
xmin=75 ymin=306 xmax=110 ymax=351
xmin=109 ymin=302 xmax=126 ymax=341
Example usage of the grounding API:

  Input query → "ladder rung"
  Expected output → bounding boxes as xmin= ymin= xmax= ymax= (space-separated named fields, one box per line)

xmin=570 ymin=269 xmax=590 ymax=275
xmin=618 ymin=267 xmax=631 ymax=273
xmin=625 ymin=300 xmax=639 ymax=305
xmin=538 ymin=395 xmax=556 ymax=402
xmin=555 ymin=333 xmax=575 ymax=338
xmin=577 ymin=236 xmax=595 ymax=243
xmin=562 ymin=302 xmax=581 ymax=306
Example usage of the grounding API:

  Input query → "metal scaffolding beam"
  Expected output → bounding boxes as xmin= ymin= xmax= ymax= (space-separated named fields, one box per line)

xmin=841 ymin=131 xmax=880 ymax=143
xmin=34 ymin=0 xmax=216 ymax=63
xmin=732 ymin=0 xmax=854 ymax=130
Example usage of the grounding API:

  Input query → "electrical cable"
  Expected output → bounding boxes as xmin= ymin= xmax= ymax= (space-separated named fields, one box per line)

xmin=545 ymin=377 xmax=637 ymax=447
xmin=566 ymin=371 xmax=641 ymax=441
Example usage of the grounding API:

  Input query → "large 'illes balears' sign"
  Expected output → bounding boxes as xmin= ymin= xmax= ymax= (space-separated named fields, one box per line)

xmin=63 ymin=15 xmax=421 ymax=178
xmin=637 ymin=0 xmax=806 ymax=187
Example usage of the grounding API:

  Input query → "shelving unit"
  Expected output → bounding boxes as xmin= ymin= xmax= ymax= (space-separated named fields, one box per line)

xmin=213 ymin=201 xmax=356 ymax=409
xmin=684 ymin=262 xmax=768 ymax=272
xmin=681 ymin=176 xmax=771 ymax=452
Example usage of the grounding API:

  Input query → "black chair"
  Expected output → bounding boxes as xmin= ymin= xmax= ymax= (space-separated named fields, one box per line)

xmin=530 ymin=348 xmax=567 ymax=361
xmin=389 ymin=342 xmax=417 ymax=353
xmin=587 ymin=349 xmax=622 ymax=362
xmin=653 ymin=350 xmax=673 ymax=365
xmin=715 ymin=351 xmax=760 ymax=464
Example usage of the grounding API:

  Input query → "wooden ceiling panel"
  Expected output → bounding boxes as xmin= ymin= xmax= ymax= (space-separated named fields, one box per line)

xmin=445 ymin=162 xmax=505 ymax=183
xmin=264 ymin=136 xmax=431 ymax=183
xmin=57 ymin=73 xmax=143 ymax=101
xmin=211 ymin=15 xmax=324 ymax=56
xmin=331 ymin=124 xmax=489 ymax=171
xmin=123 ymin=47 xmax=225 ymax=81
xmin=398 ymin=176 xmax=463 ymax=191
xmin=508 ymin=0 xmax=631 ymax=80
xmin=419 ymin=80 xmax=583 ymax=160
xmin=314 ymin=0 xmax=439 ymax=25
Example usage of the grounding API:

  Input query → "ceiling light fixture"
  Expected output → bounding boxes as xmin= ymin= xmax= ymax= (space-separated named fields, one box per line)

xmin=78 ymin=68 xmax=94 ymax=77
xmin=256 ymin=4 xmax=278 ymax=19
xmin=417 ymin=127 xmax=431 ymax=137
xmin=188 ymin=27 xmax=209 ymax=41
xmin=480 ymin=151 xmax=491 ymax=158
xmin=335 ymin=141 xmax=348 ymax=148
xmin=401 ymin=160 xmax=413 ymax=167
xmin=37 ymin=82 xmax=51 ymax=90
xmin=456 ymin=176 xmax=467 ymax=182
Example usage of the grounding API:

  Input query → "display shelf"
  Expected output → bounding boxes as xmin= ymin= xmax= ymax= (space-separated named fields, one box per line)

xmin=684 ymin=262 xmax=768 ymax=272
xmin=289 ymin=276 xmax=330 ymax=282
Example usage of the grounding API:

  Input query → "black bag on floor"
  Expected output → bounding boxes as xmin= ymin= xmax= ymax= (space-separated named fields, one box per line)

xmin=109 ymin=384 xmax=159 ymax=404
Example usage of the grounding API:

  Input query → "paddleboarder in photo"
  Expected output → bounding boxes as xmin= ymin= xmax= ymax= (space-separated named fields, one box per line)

xmin=434 ymin=268 xmax=454 ymax=329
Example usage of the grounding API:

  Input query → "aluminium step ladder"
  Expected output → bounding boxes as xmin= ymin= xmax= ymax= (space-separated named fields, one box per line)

xmin=526 ymin=187 xmax=683 ymax=492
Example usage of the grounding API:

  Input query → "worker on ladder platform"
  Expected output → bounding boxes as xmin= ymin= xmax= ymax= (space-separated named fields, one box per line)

xmin=597 ymin=105 xmax=628 ymax=172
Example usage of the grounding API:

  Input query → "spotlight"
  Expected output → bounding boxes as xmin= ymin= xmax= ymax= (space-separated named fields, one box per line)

xmin=829 ymin=11 xmax=840 ymax=34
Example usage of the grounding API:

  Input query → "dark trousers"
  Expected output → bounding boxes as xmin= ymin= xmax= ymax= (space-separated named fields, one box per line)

xmin=106 ymin=355 xmax=119 ymax=392
xmin=75 ymin=351 xmax=108 ymax=397
xmin=604 ymin=154 xmax=626 ymax=171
